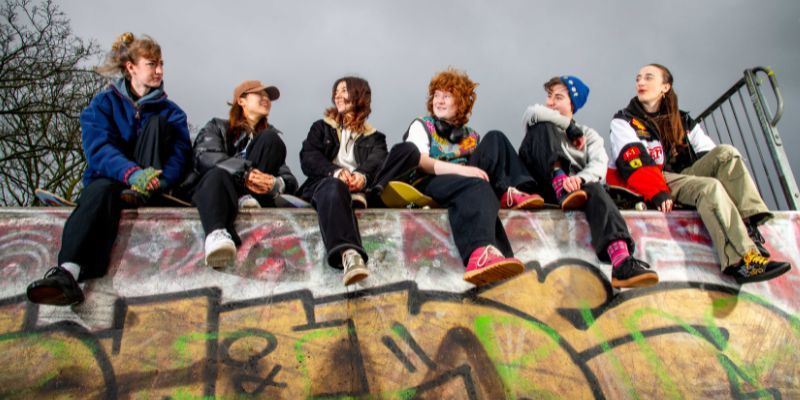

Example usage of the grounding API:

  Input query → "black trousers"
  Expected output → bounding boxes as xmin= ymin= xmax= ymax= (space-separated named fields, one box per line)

xmin=58 ymin=115 xmax=179 ymax=281
xmin=383 ymin=132 xmax=526 ymax=265
xmin=308 ymin=177 xmax=366 ymax=269
xmin=519 ymin=122 xmax=634 ymax=261
xmin=468 ymin=130 xmax=538 ymax=196
xmin=192 ymin=129 xmax=287 ymax=244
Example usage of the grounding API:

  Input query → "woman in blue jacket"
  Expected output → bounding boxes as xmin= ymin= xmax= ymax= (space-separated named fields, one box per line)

xmin=191 ymin=80 xmax=297 ymax=268
xmin=26 ymin=32 xmax=192 ymax=306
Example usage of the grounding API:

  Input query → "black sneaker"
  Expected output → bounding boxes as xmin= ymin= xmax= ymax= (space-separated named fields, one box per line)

xmin=746 ymin=223 xmax=770 ymax=258
xmin=724 ymin=249 xmax=791 ymax=284
xmin=26 ymin=267 xmax=84 ymax=306
xmin=611 ymin=257 xmax=659 ymax=288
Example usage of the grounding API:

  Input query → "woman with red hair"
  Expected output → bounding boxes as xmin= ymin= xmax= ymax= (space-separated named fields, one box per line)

xmin=386 ymin=67 xmax=542 ymax=286
xmin=298 ymin=77 xmax=388 ymax=286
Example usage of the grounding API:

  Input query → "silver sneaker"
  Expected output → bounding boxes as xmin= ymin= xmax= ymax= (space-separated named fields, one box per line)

xmin=238 ymin=195 xmax=260 ymax=209
xmin=205 ymin=229 xmax=236 ymax=268
xmin=342 ymin=249 xmax=369 ymax=285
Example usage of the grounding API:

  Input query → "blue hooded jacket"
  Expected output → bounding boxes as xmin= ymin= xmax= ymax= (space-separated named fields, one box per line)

xmin=79 ymin=78 xmax=191 ymax=187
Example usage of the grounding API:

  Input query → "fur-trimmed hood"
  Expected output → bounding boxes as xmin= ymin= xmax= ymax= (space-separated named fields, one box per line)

xmin=322 ymin=116 xmax=377 ymax=139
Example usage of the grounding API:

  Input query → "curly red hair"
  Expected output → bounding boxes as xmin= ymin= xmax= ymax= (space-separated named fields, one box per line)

xmin=426 ymin=67 xmax=478 ymax=127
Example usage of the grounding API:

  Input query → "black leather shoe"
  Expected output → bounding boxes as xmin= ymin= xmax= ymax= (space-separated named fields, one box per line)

xmin=26 ymin=267 xmax=84 ymax=306
xmin=612 ymin=257 xmax=659 ymax=288
xmin=724 ymin=249 xmax=790 ymax=284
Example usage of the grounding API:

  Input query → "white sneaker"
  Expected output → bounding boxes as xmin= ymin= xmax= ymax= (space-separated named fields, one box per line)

xmin=238 ymin=195 xmax=260 ymax=209
xmin=351 ymin=192 xmax=368 ymax=209
xmin=204 ymin=229 xmax=236 ymax=268
xmin=342 ymin=249 xmax=369 ymax=285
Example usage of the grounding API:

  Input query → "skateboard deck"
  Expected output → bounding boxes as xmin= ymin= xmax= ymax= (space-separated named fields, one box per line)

xmin=607 ymin=185 xmax=647 ymax=210
xmin=275 ymin=194 xmax=312 ymax=208
xmin=381 ymin=181 xmax=438 ymax=209
xmin=35 ymin=188 xmax=76 ymax=207
xmin=160 ymin=193 xmax=192 ymax=207
xmin=36 ymin=188 xmax=191 ymax=207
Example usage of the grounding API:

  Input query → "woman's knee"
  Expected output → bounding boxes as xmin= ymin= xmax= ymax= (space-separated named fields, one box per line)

xmin=710 ymin=144 xmax=740 ymax=160
xmin=314 ymin=177 xmax=349 ymax=202
xmin=696 ymin=176 xmax=726 ymax=199
xmin=252 ymin=128 xmax=285 ymax=149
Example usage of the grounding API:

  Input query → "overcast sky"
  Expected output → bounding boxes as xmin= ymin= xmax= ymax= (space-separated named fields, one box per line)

xmin=59 ymin=0 xmax=800 ymax=206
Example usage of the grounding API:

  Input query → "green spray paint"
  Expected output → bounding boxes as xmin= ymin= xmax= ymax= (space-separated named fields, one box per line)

xmin=474 ymin=314 xmax=562 ymax=399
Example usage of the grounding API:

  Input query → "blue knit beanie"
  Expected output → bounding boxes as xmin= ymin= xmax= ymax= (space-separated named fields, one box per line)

xmin=559 ymin=75 xmax=589 ymax=113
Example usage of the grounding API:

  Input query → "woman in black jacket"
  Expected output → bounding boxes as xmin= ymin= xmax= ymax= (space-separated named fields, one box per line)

xmin=192 ymin=80 xmax=297 ymax=268
xmin=298 ymin=77 xmax=388 ymax=285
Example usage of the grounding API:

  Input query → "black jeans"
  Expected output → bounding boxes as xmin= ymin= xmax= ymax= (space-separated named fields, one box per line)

xmin=307 ymin=177 xmax=366 ymax=269
xmin=192 ymin=129 xmax=287 ymax=243
xmin=58 ymin=115 xmax=180 ymax=281
xmin=390 ymin=132 xmax=528 ymax=265
xmin=469 ymin=130 xmax=538 ymax=196
xmin=519 ymin=122 xmax=635 ymax=260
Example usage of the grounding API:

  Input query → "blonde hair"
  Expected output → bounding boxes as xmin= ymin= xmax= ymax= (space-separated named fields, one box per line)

xmin=96 ymin=32 xmax=162 ymax=78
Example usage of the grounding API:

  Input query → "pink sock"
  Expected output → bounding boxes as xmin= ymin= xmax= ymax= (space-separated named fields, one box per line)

xmin=552 ymin=169 xmax=567 ymax=199
xmin=607 ymin=240 xmax=630 ymax=268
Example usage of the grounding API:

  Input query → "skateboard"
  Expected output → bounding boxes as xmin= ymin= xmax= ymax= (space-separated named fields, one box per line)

xmin=35 ymin=188 xmax=192 ymax=207
xmin=275 ymin=194 xmax=312 ymax=208
xmin=35 ymin=188 xmax=76 ymax=207
xmin=607 ymin=185 xmax=647 ymax=210
xmin=381 ymin=181 xmax=438 ymax=209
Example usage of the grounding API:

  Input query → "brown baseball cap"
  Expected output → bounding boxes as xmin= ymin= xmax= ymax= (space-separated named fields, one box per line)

xmin=231 ymin=80 xmax=280 ymax=104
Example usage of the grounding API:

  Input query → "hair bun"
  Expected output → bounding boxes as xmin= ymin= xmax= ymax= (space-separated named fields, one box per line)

xmin=111 ymin=32 xmax=135 ymax=51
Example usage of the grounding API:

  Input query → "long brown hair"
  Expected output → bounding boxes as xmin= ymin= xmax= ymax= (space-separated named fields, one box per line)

xmin=648 ymin=63 xmax=686 ymax=156
xmin=426 ymin=67 xmax=478 ymax=127
xmin=324 ymin=77 xmax=372 ymax=133
xmin=96 ymin=32 xmax=162 ymax=78
xmin=227 ymin=97 xmax=268 ymax=145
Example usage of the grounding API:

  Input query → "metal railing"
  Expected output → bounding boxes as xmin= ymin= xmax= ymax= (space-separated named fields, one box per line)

xmin=696 ymin=66 xmax=799 ymax=210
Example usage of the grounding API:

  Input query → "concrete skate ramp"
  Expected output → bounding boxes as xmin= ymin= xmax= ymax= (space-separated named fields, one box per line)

xmin=0 ymin=208 xmax=798 ymax=399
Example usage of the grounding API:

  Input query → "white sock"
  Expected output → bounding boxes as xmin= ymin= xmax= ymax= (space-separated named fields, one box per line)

xmin=60 ymin=262 xmax=81 ymax=280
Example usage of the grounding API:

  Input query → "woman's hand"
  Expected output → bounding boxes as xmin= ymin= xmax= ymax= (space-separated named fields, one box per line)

xmin=658 ymin=198 xmax=673 ymax=213
xmin=245 ymin=169 xmax=275 ymax=194
xmin=562 ymin=175 xmax=583 ymax=193
xmin=454 ymin=165 xmax=489 ymax=181
xmin=348 ymin=173 xmax=366 ymax=192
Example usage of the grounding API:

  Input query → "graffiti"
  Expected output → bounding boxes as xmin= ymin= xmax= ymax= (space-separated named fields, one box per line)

xmin=0 ymin=209 xmax=799 ymax=398
xmin=1 ymin=263 xmax=799 ymax=398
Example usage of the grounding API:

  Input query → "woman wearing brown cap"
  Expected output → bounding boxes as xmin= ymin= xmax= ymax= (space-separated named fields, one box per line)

xmin=191 ymin=80 xmax=298 ymax=268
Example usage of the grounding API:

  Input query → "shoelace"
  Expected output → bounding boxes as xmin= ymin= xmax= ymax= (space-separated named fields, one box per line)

xmin=505 ymin=187 xmax=520 ymax=208
xmin=43 ymin=266 xmax=61 ymax=278
xmin=209 ymin=229 xmax=232 ymax=242
xmin=476 ymin=245 xmax=502 ymax=268
xmin=742 ymin=250 xmax=768 ymax=275
xmin=343 ymin=250 xmax=361 ymax=269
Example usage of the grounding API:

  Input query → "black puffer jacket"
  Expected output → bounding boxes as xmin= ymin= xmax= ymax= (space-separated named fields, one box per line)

xmin=298 ymin=117 xmax=388 ymax=199
xmin=190 ymin=118 xmax=298 ymax=193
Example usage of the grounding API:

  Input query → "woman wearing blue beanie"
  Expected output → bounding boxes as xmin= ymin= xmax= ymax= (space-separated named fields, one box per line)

xmin=519 ymin=75 xmax=658 ymax=288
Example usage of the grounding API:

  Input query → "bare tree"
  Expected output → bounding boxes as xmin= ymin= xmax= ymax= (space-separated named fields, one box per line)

xmin=0 ymin=0 xmax=105 ymax=205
